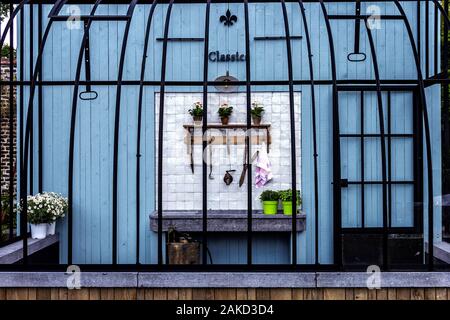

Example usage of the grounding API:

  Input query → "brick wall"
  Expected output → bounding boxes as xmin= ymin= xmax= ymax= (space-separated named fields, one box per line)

xmin=0 ymin=58 xmax=16 ymax=195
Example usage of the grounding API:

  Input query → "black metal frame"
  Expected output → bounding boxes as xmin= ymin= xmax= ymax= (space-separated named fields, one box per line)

xmin=0 ymin=0 xmax=446 ymax=272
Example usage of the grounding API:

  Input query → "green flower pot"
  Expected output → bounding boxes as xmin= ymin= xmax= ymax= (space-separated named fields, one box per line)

xmin=282 ymin=201 xmax=293 ymax=215
xmin=262 ymin=201 xmax=278 ymax=215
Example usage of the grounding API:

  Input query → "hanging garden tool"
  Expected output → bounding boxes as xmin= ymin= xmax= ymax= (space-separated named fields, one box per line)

xmin=223 ymin=129 xmax=236 ymax=185
xmin=190 ymin=129 xmax=194 ymax=173
xmin=208 ymin=136 xmax=215 ymax=180
xmin=239 ymin=138 xmax=249 ymax=187
xmin=347 ymin=0 xmax=367 ymax=62
xmin=79 ymin=20 xmax=98 ymax=101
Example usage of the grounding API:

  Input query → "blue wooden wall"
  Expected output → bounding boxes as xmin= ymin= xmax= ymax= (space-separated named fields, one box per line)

xmin=17 ymin=1 xmax=442 ymax=264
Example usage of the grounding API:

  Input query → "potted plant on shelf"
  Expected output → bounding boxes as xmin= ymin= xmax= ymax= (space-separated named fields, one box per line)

xmin=20 ymin=192 xmax=68 ymax=239
xmin=188 ymin=102 xmax=204 ymax=125
xmin=218 ymin=103 xmax=233 ymax=125
xmin=251 ymin=102 xmax=265 ymax=125
xmin=45 ymin=192 xmax=68 ymax=235
xmin=259 ymin=190 xmax=280 ymax=215
xmin=279 ymin=189 xmax=302 ymax=215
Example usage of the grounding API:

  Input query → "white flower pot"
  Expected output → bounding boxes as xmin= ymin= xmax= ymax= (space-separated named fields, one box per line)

xmin=47 ymin=222 xmax=56 ymax=235
xmin=30 ymin=223 xmax=47 ymax=240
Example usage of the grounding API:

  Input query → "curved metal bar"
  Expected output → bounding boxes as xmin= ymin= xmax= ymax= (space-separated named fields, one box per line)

xmin=157 ymin=0 xmax=175 ymax=265
xmin=318 ymin=0 xmax=341 ymax=268
xmin=136 ymin=0 xmax=158 ymax=265
xmin=431 ymin=0 xmax=450 ymax=30
xmin=112 ymin=0 xmax=139 ymax=265
xmin=297 ymin=0 xmax=320 ymax=265
xmin=0 ymin=0 xmax=30 ymax=50
xmin=201 ymin=0 xmax=211 ymax=265
xmin=67 ymin=0 xmax=103 ymax=265
xmin=392 ymin=0 xmax=434 ymax=270
xmin=20 ymin=0 xmax=67 ymax=265
xmin=364 ymin=19 xmax=389 ymax=270
xmin=280 ymin=0 xmax=298 ymax=265
xmin=243 ymin=0 xmax=253 ymax=265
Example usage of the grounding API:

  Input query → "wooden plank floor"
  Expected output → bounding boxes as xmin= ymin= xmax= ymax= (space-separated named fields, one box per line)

xmin=0 ymin=288 xmax=449 ymax=300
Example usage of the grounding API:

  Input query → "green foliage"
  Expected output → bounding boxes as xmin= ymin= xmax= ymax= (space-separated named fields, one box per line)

xmin=218 ymin=104 xmax=233 ymax=117
xmin=1 ymin=44 xmax=16 ymax=58
xmin=259 ymin=190 xmax=280 ymax=202
xmin=188 ymin=102 xmax=203 ymax=117
xmin=20 ymin=192 xmax=68 ymax=225
xmin=0 ymin=4 xmax=9 ymax=21
xmin=278 ymin=189 xmax=302 ymax=205
xmin=251 ymin=103 xmax=265 ymax=118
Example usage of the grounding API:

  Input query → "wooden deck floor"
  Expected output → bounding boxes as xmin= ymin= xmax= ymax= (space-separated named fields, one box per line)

xmin=0 ymin=288 xmax=449 ymax=300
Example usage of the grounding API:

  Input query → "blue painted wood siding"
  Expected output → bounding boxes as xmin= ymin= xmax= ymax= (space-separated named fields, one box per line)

xmin=17 ymin=2 xmax=442 ymax=264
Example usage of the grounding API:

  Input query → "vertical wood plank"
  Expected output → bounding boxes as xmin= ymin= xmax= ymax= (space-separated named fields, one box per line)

xmin=100 ymin=288 xmax=115 ymax=300
xmin=28 ymin=288 xmax=37 ymax=300
xmin=396 ymin=288 xmax=411 ymax=300
xmin=323 ymin=289 xmax=345 ymax=300
xmin=411 ymin=288 xmax=424 ymax=300
xmin=214 ymin=289 xmax=237 ymax=300
xmin=136 ymin=289 xmax=145 ymax=300
xmin=58 ymin=289 xmax=69 ymax=300
xmin=292 ymin=289 xmax=304 ymax=300
xmin=144 ymin=289 xmax=154 ymax=300
xmin=376 ymin=289 xmax=388 ymax=300
xmin=435 ymin=288 xmax=447 ymax=300
xmin=269 ymin=289 xmax=292 ymax=300
xmin=114 ymin=289 xmax=137 ymax=300
xmin=167 ymin=289 xmax=179 ymax=300
xmin=89 ymin=288 xmax=101 ymax=300
xmin=354 ymin=289 xmax=368 ymax=300
xmin=256 ymin=289 xmax=271 ymax=300
xmin=425 ymin=288 xmax=436 ymax=300
xmin=304 ymin=289 xmax=323 ymax=300
xmin=236 ymin=289 xmax=248 ymax=300
xmin=345 ymin=288 xmax=354 ymax=300
xmin=367 ymin=289 xmax=377 ymax=300
xmin=68 ymin=289 xmax=90 ymax=300
xmin=6 ymin=288 xmax=28 ymax=300
xmin=0 ymin=289 xmax=6 ymax=300
xmin=387 ymin=288 xmax=397 ymax=300
xmin=247 ymin=289 xmax=257 ymax=300
xmin=36 ymin=288 xmax=52 ymax=300
xmin=153 ymin=289 xmax=168 ymax=300
xmin=178 ymin=289 xmax=193 ymax=300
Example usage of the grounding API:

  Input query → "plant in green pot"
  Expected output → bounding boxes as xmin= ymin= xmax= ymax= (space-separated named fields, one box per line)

xmin=218 ymin=103 xmax=233 ymax=125
xmin=279 ymin=189 xmax=302 ymax=216
xmin=188 ymin=102 xmax=204 ymax=125
xmin=259 ymin=190 xmax=280 ymax=215
xmin=251 ymin=102 xmax=265 ymax=125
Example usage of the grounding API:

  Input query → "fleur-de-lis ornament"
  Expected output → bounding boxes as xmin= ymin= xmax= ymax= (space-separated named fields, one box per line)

xmin=220 ymin=9 xmax=237 ymax=27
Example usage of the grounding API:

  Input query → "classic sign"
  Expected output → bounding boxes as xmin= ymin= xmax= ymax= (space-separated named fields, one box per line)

xmin=208 ymin=50 xmax=246 ymax=62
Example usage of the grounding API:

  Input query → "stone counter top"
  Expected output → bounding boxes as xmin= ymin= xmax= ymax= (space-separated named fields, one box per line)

xmin=150 ymin=210 xmax=306 ymax=232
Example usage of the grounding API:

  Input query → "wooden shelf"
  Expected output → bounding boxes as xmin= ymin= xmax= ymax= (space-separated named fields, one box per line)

xmin=183 ymin=123 xmax=271 ymax=130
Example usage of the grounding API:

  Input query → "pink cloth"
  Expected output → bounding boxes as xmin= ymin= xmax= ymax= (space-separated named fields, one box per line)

xmin=255 ymin=148 xmax=273 ymax=188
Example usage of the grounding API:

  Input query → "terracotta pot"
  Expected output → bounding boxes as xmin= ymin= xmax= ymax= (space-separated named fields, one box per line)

xmin=220 ymin=116 xmax=229 ymax=125
xmin=252 ymin=116 xmax=262 ymax=125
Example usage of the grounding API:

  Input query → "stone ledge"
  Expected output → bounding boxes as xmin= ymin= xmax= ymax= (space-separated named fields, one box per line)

xmin=1 ymin=272 xmax=450 ymax=288
xmin=0 ymin=234 xmax=59 ymax=264
xmin=150 ymin=210 xmax=306 ymax=232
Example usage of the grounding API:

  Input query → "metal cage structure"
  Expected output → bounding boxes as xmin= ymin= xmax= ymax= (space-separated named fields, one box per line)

xmin=0 ymin=0 xmax=448 ymax=271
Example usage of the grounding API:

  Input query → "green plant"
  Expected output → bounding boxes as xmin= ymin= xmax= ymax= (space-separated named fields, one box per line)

xmin=0 ymin=4 xmax=9 ymax=22
xmin=251 ymin=103 xmax=265 ymax=118
xmin=259 ymin=190 xmax=280 ymax=202
xmin=218 ymin=104 xmax=233 ymax=118
xmin=188 ymin=102 xmax=203 ymax=117
xmin=279 ymin=189 xmax=302 ymax=205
